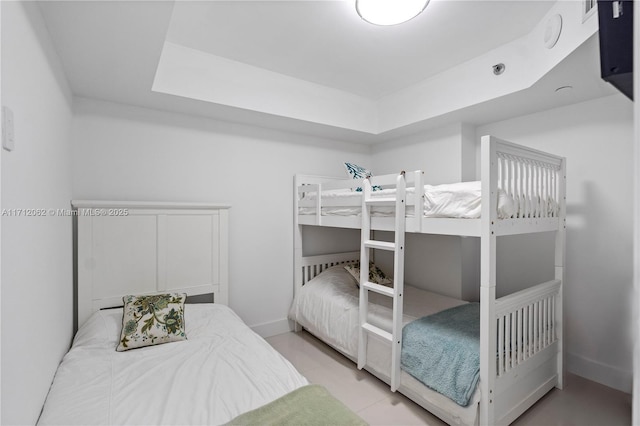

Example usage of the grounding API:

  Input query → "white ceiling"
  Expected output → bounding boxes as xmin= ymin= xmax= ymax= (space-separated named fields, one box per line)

xmin=165 ymin=0 xmax=553 ymax=99
xmin=36 ymin=0 xmax=618 ymax=143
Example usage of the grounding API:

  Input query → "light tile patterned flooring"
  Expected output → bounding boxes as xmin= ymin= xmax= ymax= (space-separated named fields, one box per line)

xmin=266 ymin=330 xmax=632 ymax=426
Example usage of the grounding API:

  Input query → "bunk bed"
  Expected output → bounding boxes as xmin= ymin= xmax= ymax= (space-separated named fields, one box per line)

xmin=291 ymin=135 xmax=566 ymax=425
xmin=39 ymin=202 xmax=365 ymax=426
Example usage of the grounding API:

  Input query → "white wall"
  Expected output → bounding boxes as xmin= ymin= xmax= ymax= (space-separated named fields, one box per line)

xmin=1 ymin=2 xmax=74 ymax=424
xmin=369 ymin=124 xmax=474 ymax=299
xmin=371 ymin=124 xmax=466 ymax=183
xmin=477 ymin=94 xmax=635 ymax=393
xmin=71 ymin=98 xmax=370 ymax=335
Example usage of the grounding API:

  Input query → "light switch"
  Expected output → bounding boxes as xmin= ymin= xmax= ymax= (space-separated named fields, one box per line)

xmin=2 ymin=106 xmax=15 ymax=151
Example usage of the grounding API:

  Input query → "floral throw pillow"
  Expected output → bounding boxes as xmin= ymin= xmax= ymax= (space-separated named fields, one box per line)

xmin=343 ymin=163 xmax=382 ymax=192
xmin=344 ymin=261 xmax=393 ymax=288
xmin=116 ymin=293 xmax=187 ymax=352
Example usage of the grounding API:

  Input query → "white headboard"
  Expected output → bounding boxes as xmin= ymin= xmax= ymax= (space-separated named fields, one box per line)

xmin=72 ymin=200 xmax=230 ymax=327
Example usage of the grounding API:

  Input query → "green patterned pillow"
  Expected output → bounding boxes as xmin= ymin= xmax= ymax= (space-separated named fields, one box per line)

xmin=344 ymin=261 xmax=392 ymax=287
xmin=116 ymin=293 xmax=187 ymax=352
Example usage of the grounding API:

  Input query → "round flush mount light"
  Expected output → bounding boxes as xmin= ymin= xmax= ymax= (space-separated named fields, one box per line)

xmin=356 ymin=0 xmax=430 ymax=26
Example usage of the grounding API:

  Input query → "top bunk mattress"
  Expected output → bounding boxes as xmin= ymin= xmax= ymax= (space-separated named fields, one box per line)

xmin=299 ymin=181 xmax=557 ymax=219
xmin=38 ymin=304 xmax=308 ymax=426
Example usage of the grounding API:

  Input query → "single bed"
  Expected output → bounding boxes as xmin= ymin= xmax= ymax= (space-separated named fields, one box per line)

xmin=38 ymin=201 xmax=366 ymax=426
xmin=39 ymin=304 xmax=309 ymax=425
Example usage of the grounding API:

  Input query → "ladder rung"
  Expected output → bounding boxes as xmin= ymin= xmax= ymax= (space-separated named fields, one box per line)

xmin=364 ymin=240 xmax=395 ymax=251
xmin=365 ymin=197 xmax=397 ymax=205
xmin=362 ymin=323 xmax=393 ymax=342
xmin=363 ymin=281 xmax=394 ymax=297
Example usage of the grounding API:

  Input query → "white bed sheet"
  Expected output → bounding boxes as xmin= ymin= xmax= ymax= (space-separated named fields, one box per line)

xmin=299 ymin=180 xmax=557 ymax=219
xmin=39 ymin=304 xmax=308 ymax=426
xmin=288 ymin=266 xmax=480 ymax=426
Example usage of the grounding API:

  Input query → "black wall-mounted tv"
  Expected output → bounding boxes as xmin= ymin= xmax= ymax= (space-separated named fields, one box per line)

xmin=597 ymin=0 xmax=633 ymax=100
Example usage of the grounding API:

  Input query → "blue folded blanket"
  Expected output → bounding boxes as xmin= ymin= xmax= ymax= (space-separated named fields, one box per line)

xmin=401 ymin=302 xmax=480 ymax=406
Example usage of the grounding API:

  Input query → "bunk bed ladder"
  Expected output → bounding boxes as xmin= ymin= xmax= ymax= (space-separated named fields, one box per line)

xmin=357 ymin=171 xmax=406 ymax=392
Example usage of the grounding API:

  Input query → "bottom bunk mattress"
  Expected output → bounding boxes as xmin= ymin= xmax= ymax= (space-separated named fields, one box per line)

xmin=38 ymin=304 xmax=310 ymax=425
xmin=288 ymin=265 xmax=481 ymax=426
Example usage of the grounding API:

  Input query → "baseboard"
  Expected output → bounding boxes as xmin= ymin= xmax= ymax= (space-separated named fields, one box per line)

xmin=250 ymin=318 xmax=292 ymax=338
xmin=567 ymin=351 xmax=632 ymax=393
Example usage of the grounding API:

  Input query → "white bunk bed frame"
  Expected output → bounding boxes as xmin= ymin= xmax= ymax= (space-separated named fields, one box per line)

xmin=293 ymin=135 xmax=566 ymax=425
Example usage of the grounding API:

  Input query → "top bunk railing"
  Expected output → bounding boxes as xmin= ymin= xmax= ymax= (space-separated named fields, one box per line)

xmin=487 ymin=136 xmax=566 ymax=236
xmin=493 ymin=139 xmax=564 ymax=220
xmin=295 ymin=136 xmax=566 ymax=237
xmin=295 ymin=170 xmax=424 ymax=228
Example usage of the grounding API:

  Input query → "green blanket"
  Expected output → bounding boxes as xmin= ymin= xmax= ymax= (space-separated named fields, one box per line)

xmin=225 ymin=385 xmax=368 ymax=426
xmin=401 ymin=302 xmax=480 ymax=406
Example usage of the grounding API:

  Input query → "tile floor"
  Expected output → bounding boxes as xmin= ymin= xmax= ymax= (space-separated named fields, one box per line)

xmin=266 ymin=330 xmax=632 ymax=426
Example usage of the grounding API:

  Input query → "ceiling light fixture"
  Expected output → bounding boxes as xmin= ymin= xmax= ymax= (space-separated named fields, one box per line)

xmin=356 ymin=0 xmax=430 ymax=26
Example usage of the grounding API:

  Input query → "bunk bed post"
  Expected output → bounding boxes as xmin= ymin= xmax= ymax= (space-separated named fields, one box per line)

xmin=358 ymin=177 xmax=372 ymax=370
xmin=413 ymin=170 xmax=424 ymax=233
xmin=480 ymin=136 xmax=498 ymax=426
xmin=390 ymin=172 xmax=407 ymax=391
xmin=555 ymin=158 xmax=567 ymax=389
xmin=293 ymin=175 xmax=303 ymax=332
